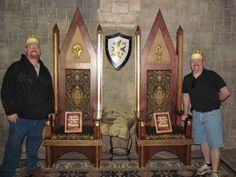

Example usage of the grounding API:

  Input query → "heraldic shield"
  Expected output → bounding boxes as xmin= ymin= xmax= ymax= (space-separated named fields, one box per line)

xmin=105 ymin=33 xmax=132 ymax=70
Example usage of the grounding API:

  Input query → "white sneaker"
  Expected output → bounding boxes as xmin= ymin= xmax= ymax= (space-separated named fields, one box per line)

xmin=210 ymin=172 xmax=220 ymax=177
xmin=197 ymin=163 xmax=212 ymax=175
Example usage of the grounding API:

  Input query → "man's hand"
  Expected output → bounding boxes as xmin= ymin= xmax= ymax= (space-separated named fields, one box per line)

xmin=7 ymin=114 xmax=18 ymax=123
xmin=219 ymin=86 xmax=231 ymax=102
xmin=48 ymin=113 xmax=55 ymax=120
xmin=181 ymin=114 xmax=188 ymax=121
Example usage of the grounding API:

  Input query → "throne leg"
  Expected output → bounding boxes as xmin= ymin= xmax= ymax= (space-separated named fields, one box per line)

xmin=95 ymin=146 xmax=101 ymax=168
xmin=184 ymin=145 xmax=191 ymax=166
xmin=45 ymin=145 xmax=53 ymax=168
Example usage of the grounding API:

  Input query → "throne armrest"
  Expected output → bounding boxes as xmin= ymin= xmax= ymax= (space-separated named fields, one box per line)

xmin=44 ymin=119 xmax=52 ymax=139
xmin=137 ymin=119 xmax=146 ymax=139
xmin=184 ymin=115 xmax=192 ymax=138
xmin=175 ymin=110 xmax=192 ymax=138
xmin=94 ymin=120 xmax=101 ymax=139
xmin=44 ymin=112 xmax=61 ymax=139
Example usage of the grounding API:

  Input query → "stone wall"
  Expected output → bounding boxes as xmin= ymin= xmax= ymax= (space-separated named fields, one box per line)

xmin=0 ymin=0 xmax=236 ymax=161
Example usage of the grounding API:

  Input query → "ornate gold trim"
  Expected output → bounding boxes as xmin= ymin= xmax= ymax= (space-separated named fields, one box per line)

xmin=155 ymin=44 xmax=162 ymax=60
xmin=44 ymin=139 xmax=102 ymax=146
xmin=95 ymin=121 xmax=100 ymax=127
xmin=141 ymin=121 xmax=145 ymax=127
xmin=71 ymin=43 xmax=83 ymax=58
xmin=137 ymin=139 xmax=192 ymax=146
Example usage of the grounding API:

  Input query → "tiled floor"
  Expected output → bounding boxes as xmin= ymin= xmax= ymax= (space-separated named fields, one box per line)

xmin=1 ymin=143 xmax=236 ymax=175
xmin=190 ymin=147 xmax=236 ymax=174
xmin=221 ymin=148 xmax=236 ymax=174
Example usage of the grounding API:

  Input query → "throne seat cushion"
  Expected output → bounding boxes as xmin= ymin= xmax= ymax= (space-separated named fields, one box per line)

xmin=145 ymin=126 xmax=186 ymax=140
xmin=51 ymin=125 xmax=94 ymax=140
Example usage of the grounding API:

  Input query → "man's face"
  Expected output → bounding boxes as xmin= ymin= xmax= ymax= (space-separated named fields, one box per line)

xmin=190 ymin=59 xmax=204 ymax=74
xmin=25 ymin=43 xmax=41 ymax=60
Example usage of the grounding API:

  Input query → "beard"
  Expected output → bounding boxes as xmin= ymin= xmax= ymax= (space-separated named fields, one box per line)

xmin=29 ymin=51 xmax=40 ymax=59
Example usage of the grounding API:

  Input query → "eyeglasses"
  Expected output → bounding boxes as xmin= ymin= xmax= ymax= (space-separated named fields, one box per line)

xmin=26 ymin=45 xmax=40 ymax=49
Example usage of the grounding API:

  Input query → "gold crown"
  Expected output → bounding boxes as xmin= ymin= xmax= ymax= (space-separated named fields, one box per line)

xmin=26 ymin=34 xmax=39 ymax=45
xmin=191 ymin=50 xmax=203 ymax=60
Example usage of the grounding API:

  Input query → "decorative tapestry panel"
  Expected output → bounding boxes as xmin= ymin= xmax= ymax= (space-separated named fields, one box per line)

xmin=65 ymin=69 xmax=90 ymax=119
xmin=147 ymin=70 xmax=171 ymax=117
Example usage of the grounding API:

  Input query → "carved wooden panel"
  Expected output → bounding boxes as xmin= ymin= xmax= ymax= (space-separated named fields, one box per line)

xmin=147 ymin=30 xmax=171 ymax=64
xmin=65 ymin=27 xmax=91 ymax=62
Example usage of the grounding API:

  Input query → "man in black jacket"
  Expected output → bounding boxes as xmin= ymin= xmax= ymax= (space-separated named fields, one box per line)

xmin=0 ymin=36 xmax=55 ymax=177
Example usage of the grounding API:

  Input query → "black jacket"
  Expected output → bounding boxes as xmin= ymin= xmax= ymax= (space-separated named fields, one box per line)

xmin=1 ymin=54 xmax=54 ymax=120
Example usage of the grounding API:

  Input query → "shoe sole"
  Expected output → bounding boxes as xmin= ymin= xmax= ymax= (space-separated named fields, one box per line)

xmin=197 ymin=169 xmax=212 ymax=175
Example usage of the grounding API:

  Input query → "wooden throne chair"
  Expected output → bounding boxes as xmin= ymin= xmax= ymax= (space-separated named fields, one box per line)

xmin=44 ymin=8 xmax=102 ymax=168
xmin=135 ymin=10 xmax=193 ymax=167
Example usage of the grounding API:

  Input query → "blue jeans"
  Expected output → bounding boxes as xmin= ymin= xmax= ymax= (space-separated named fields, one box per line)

xmin=192 ymin=109 xmax=224 ymax=148
xmin=0 ymin=118 xmax=45 ymax=177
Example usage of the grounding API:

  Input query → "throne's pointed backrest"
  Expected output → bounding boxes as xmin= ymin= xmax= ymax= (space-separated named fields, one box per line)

xmin=56 ymin=8 xmax=97 ymax=126
xmin=140 ymin=10 xmax=179 ymax=126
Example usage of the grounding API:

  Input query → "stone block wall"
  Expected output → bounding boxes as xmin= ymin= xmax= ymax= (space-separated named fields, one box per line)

xmin=0 ymin=0 xmax=236 ymax=161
